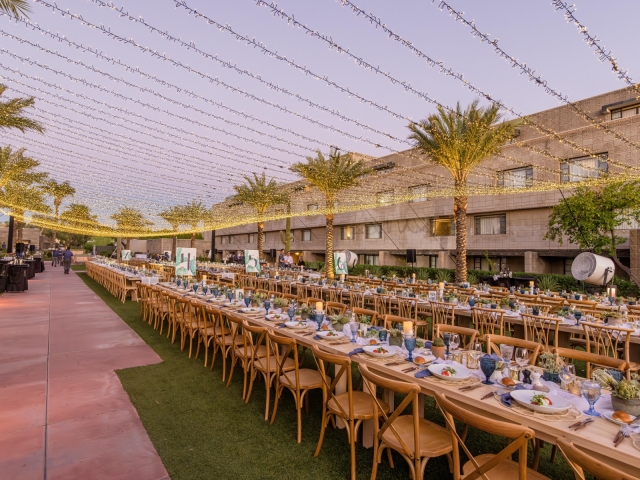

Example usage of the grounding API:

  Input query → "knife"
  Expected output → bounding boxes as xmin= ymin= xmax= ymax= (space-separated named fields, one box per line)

xmin=481 ymin=392 xmax=494 ymax=400
xmin=573 ymin=419 xmax=594 ymax=431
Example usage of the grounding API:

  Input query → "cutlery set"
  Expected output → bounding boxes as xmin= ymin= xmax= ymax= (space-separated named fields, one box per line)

xmin=568 ymin=418 xmax=593 ymax=431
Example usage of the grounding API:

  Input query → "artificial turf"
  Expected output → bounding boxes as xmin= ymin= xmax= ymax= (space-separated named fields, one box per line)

xmin=75 ymin=271 xmax=579 ymax=480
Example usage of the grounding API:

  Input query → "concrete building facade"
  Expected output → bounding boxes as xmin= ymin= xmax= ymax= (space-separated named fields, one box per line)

xmin=214 ymin=88 xmax=640 ymax=274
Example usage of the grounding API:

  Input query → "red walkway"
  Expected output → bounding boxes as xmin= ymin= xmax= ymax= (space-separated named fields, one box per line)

xmin=0 ymin=265 xmax=168 ymax=480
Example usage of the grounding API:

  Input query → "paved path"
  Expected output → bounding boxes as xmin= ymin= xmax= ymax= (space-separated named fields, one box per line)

xmin=0 ymin=265 xmax=168 ymax=480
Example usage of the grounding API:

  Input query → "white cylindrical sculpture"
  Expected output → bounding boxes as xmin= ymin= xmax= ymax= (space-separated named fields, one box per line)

xmin=571 ymin=252 xmax=615 ymax=285
xmin=343 ymin=250 xmax=358 ymax=269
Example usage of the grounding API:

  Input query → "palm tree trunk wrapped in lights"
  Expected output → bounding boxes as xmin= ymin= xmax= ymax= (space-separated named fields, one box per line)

xmin=257 ymin=221 xmax=265 ymax=260
xmin=290 ymin=148 xmax=371 ymax=280
xmin=408 ymin=100 xmax=516 ymax=283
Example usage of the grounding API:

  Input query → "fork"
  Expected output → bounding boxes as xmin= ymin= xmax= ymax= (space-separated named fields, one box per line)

xmin=614 ymin=425 xmax=632 ymax=447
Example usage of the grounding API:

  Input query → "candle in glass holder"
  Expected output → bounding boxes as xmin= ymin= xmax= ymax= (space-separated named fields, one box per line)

xmin=403 ymin=321 xmax=413 ymax=335
xmin=438 ymin=282 xmax=445 ymax=289
xmin=316 ymin=301 xmax=323 ymax=312
xmin=529 ymin=281 xmax=534 ymax=288
xmin=202 ymin=275 xmax=207 ymax=282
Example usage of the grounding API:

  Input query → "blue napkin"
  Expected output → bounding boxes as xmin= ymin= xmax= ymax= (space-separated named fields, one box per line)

xmin=277 ymin=324 xmax=287 ymax=329
xmin=347 ymin=348 xmax=364 ymax=356
xmin=313 ymin=335 xmax=322 ymax=341
xmin=415 ymin=360 xmax=442 ymax=378
xmin=500 ymin=384 xmax=527 ymax=407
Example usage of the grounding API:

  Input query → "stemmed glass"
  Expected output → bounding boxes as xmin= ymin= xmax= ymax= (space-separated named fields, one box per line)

xmin=227 ymin=291 xmax=234 ymax=303
xmin=581 ymin=381 xmax=602 ymax=416
xmin=480 ymin=356 xmax=496 ymax=385
xmin=560 ymin=364 xmax=576 ymax=396
xmin=244 ymin=296 xmax=252 ymax=308
xmin=468 ymin=342 xmax=483 ymax=371
xmin=348 ymin=321 xmax=359 ymax=343
xmin=315 ymin=311 xmax=324 ymax=331
xmin=404 ymin=335 xmax=416 ymax=362
xmin=500 ymin=344 xmax=514 ymax=364
xmin=193 ymin=284 xmax=199 ymax=294
xmin=450 ymin=333 xmax=460 ymax=352
xmin=443 ymin=332 xmax=451 ymax=355
xmin=287 ymin=304 xmax=296 ymax=321
xmin=515 ymin=348 xmax=529 ymax=369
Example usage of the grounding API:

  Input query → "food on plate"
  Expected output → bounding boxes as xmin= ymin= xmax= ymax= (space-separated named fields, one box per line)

xmin=369 ymin=339 xmax=378 ymax=345
xmin=272 ymin=314 xmax=281 ymax=319
xmin=373 ymin=347 xmax=388 ymax=354
xmin=320 ymin=325 xmax=329 ymax=331
xmin=501 ymin=377 xmax=516 ymax=387
xmin=414 ymin=356 xmax=426 ymax=365
xmin=530 ymin=394 xmax=553 ymax=406
xmin=326 ymin=331 xmax=338 ymax=337
xmin=296 ymin=321 xmax=306 ymax=327
xmin=612 ymin=411 xmax=634 ymax=424
xmin=440 ymin=366 xmax=457 ymax=377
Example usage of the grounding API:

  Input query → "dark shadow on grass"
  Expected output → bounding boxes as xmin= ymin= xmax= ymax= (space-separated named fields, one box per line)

xmin=75 ymin=272 xmax=576 ymax=480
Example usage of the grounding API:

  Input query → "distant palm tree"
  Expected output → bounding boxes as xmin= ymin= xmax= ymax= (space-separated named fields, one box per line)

xmin=179 ymin=200 xmax=209 ymax=248
xmin=0 ymin=85 xmax=42 ymax=132
xmin=159 ymin=205 xmax=182 ymax=260
xmin=43 ymin=179 xmax=75 ymax=245
xmin=291 ymin=148 xmax=371 ymax=279
xmin=408 ymin=100 xmax=515 ymax=282
xmin=110 ymin=207 xmax=153 ymax=250
xmin=0 ymin=0 xmax=31 ymax=18
xmin=0 ymin=146 xmax=47 ymax=188
xmin=1 ymin=181 xmax=50 ymax=244
xmin=60 ymin=203 xmax=98 ymax=229
xmin=230 ymin=173 xmax=287 ymax=260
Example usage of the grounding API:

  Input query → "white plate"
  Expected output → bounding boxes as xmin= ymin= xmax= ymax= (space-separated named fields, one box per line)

xmin=510 ymin=390 xmax=571 ymax=414
xmin=413 ymin=354 xmax=436 ymax=366
xmin=284 ymin=321 xmax=308 ymax=329
xmin=427 ymin=364 xmax=472 ymax=381
xmin=265 ymin=314 xmax=286 ymax=321
xmin=316 ymin=330 xmax=345 ymax=339
xmin=601 ymin=410 xmax=638 ymax=426
xmin=240 ymin=307 xmax=264 ymax=313
xmin=362 ymin=345 xmax=398 ymax=358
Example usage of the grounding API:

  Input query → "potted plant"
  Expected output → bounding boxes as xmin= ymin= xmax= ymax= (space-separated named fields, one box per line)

xmin=592 ymin=370 xmax=640 ymax=416
xmin=602 ymin=311 xmax=625 ymax=325
xmin=358 ymin=314 xmax=372 ymax=325
xmin=615 ymin=296 xmax=626 ymax=307
xmin=296 ymin=303 xmax=314 ymax=320
xmin=629 ymin=297 xmax=637 ymax=306
xmin=388 ymin=328 xmax=403 ymax=347
xmin=538 ymin=352 xmax=564 ymax=383
xmin=329 ymin=314 xmax=350 ymax=332
xmin=273 ymin=297 xmax=289 ymax=309
xmin=431 ymin=337 xmax=446 ymax=359
xmin=499 ymin=297 xmax=510 ymax=309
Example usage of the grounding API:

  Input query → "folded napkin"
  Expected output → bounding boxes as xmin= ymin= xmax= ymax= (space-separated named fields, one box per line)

xmin=277 ymin=324 xmax=287 ymax=329
xmin=415 ymin=360 xmax=442 ymax=378
xmin=313 ymin=335 xmax=322 ymax=341
xmin=500 ymin=384 xmax=528 ymax=407
xmin=347 ymin=348 xmax=364 ymax=356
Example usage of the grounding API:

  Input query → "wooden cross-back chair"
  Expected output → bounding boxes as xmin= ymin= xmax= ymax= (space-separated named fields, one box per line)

xmin=521 ymin=313 xmax=561 ymax=351
xmin=372 ymin=293 xmax=391 ymax=316
xmin=267 ymin=330 xmax=323 ymax=443
xmin=540 ymin=296 xmax=565 ymax=308
xmin=312 ymin=346 xmax=389 ymax=480
xmin=358 ymin=364 xmax=453 ymax=480
xmin=306 ymin=297 xmax=323 ymax=308
xmin=430 ymin=300 xmax=456 ymax=339
xmin=581 ymin=322 xmax=638 ymax=379
xmin=327 ymin=287 xmax=342 ymax=303
xmin=325 ymin=301 xmax=347 ymax=316
xmin=485 ymin=334 xmax=542 ymax=366
xmin=194 ymin=305 xmax=220 ymax=368
xmin=551 ymin=347 xmax=627 ymax=380
xmin=348 ymin=289 xmax=365 ymax=309
xmin=434 ymin=324 xmax=479 ymax=350
xmin=381 ymin=314 xmax=414 ymax=332
xmin=224 ymin=314 xmax=251 ymax=394
xmin=213 ymin=310 xmax=244 ymax=382
xmin=352 ymin=307 xmax=378 ymax=327
xmin=309 ymin=284 xmax=324 ymax=300
xmin=267 ymin=279 xmax=279 ymax=292
xmin=434 ymin=392 xmax=549 ymax=480
xmin=281 ymin=281 xmax=293 ymax=295
xmin=556 ymin=438 xmax=640 ymax=480
xmin=472 ymin=307 xmax=505 ymax=337
xmin=395 ymin=296 xmax=418 ymax=321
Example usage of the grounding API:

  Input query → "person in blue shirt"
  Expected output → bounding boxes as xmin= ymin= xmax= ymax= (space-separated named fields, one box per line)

xmin=52 ymin=248 xmax=60 ymax=267
xmin=62 ymin=246 xmax=74 ymax=274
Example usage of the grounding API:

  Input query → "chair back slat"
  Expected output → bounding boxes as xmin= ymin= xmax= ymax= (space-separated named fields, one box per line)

xmin=521 ymin=313 xmax=561 ymax=350
xmin=472 ymin=307 xmax=505 ymax=337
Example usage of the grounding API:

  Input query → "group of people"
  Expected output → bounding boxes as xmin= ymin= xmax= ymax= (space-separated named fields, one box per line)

xmin=51 ymin=246 xmax=75 ymax=274
xmin=278 ymin=249 xmax=296 ymax=269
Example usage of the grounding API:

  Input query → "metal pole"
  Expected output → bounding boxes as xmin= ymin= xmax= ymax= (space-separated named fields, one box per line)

xmin=210 ymin=229 xmax=216 ymax=261
xmin=7 ymin=215 xmax=14 ymax=254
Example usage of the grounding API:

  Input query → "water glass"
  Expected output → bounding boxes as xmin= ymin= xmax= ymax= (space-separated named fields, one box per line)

xmin=264 ymin=300 xmax=271 ymax=313
xmin=244 ymin=297 xmax=252 ymax=308
xmin=227 ymin=291 xmax=234 ymax=302
xmin=443 ymin=332 xmax=452 ymax=355
xmin=404 ymin=335 xmax=416 ymax=362
xmin=581 ymin=381 xmax=602 ymax=416
xmin=349 ymin=321 xmax=359 ymax=343
xmin=514 ymin=347 xmax=529 ymax=368
xmin=480 ymin=356 xmax=496 ymax=385
xmin=450 ymin=333 xmax=460 ymax=351
xmin=500 ymin=344 xmax=514 ymax=363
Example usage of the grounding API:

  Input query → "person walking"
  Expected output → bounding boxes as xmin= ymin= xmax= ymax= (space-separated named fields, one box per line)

xmin=62 ymin=246 xmax=74 ymax=274
xmin=52 ymin=248 xmax=59 ymax=267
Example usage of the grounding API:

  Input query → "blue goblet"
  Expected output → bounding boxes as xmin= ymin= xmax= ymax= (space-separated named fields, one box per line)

xmin=202 ymin=286 xmax=209 ymax=295
xmin=468 ymin=298 xmax=476 ymax=307
xmin=287 ymin=305 xmax=296 ymax=321
xmin=404 ymin=335 xmax=416 ymax=362
xmin=315 ymin=311 xmax=324 ymax=331
xmin=227 ymin=291 xmax=234 ymax=302
xmin=213 ymin=288 xmax=219 ymax=298
xmin=480 ymin=355 xmax=496 ymax=385
xmin=244 ymin=297 xmax=251 ymax=308
xmin=443 ymin=332 xmax=452 ymax=355
xmin=581 ymin=381 xmax=602 ymax=417
xmin=376 ymin=286 xmax=382 ymax=294
xmin=176 ymin=279 xmax=182 ymax=287
xmin=264 ymin=300 xmax=271 ymax=313
xmin=193 ymin=284 xmax=199 ymax=294
xmin=348 ymin=321 xmax=359 ymax=343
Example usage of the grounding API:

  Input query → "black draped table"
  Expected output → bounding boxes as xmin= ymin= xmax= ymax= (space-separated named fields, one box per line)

xmin=23 ymin=260 xmax=35 ymax=279
xmin=0 ymin=263 xmax=29 ymax=292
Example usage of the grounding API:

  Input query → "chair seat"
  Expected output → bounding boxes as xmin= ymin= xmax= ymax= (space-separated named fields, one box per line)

xmin=328 ymin=391 xmax=390 ymax=420
xmin=219 ymin=335 xmax=244 ymax=346
xmin=234 ymin=345 xmax=267 ymax=358
xmin=463 ymin=454 xmax=550 ymax=480
xmin=281 ymin=368 xmax=323 ymax=389
xmin=381 ymin=415 xmax=452 ymax=457
xmin=256 ymin=356 xmax=296 ymax=372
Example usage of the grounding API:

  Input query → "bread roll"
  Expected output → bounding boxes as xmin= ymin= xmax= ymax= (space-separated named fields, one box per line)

xmin=501 ymin=377 xmax=516 ymax=387
xmin=369 ymin=339 xmax=378 ymax=345
xmin=612 ymin=410 xmax=634 ymax=424
xmin=414 ymin=356 xmax=426 ymax=365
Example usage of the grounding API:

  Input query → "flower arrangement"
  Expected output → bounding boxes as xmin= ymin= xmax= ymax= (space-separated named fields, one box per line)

xmin=388 ymin=328 xmax=402 ymax=337
xmin=273 ymin=297 xmax=289 ymax=308
xmin=538 ymin=352 xmax=564 ymax=374
xmin=499 ymin=297 xmax=510 ymax=307
xmin=296 ymin=303 xmax=314 ymax=317
xmin=250 ymin=292 xmax=267 ymax=304
xmin=592 ymin=370 xmax=640 ymax=400
xmin=432 ymin=337 xmax=445 ymax=347
xmin=329 ymin=314 xmax=350 ymax=325
xmin=358 ymin=314 xmax=372 ymax=325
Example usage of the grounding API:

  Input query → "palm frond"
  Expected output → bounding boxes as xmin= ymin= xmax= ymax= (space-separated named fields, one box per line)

xmin=0 ymin=86 xmax=43 ymax=133
xmin=0 ymin=0 xmax=30 ymax=18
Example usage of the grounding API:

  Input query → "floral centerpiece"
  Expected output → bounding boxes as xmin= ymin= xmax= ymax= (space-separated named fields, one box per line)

xmin=538 ymin=352 xmax=564 ymax=383
xmin=431 ymin=337 xmax=446 ymax=359
xmin=296 ymin=303 xmax=314 ymax=320
xmin=273 ymin=297 xmax=289 ymax=308
xmin=329 ymin=313 xmax=350 ymax=332
xmin=388 ymin=328 xmax=403 ymax=347
xmin=358 ymin=314 xmax=372 ymax=325
xmin=250 ymin=292 xmax=267 ymax=306
xmin=592 ymin=370 xmax=640 ymax=416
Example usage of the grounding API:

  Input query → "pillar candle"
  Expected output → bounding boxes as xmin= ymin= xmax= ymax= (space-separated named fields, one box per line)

xmin=403 ymin=321 xmax=413 ymax=335
xmin=438 ymin=282 xmax=445 ymax=289
xmin=316 ymin=301 xmax=323 ymax=312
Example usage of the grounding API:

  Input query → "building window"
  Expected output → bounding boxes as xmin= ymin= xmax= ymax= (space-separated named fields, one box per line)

xmin=497 ymin=167 xmax=533 ymax=188
xmin=428 ymin=255 xmax=437 ymax=268
xmin=301 ymin=229 xmax=312 ymax=242
xmin=248 ymin=233 xmax=255 ymax=243
xmin=220 ymin=236 xmax=227 ymax=245
xmin=611 ymin=107 xmax=639 ymax=120
xmin=376 ymin=190 xmax=394 ymax=206
xmin=431 ymin=218 xmax=455 ymax=237
xmin=474 ymin=256 xmax=482 ymax=270
xmin=371 ymin=162 xmax=395 ymax=175
xmin=340 ymin=225 xmax=355 ymax=240
xmin=409 ymin=184 xmax=430 ymax=203
xmin=229 ymin=235 xmax=235 ymax=244
xmin=564 ymin=258 xmax=574 ymax=276
xmin=498 ymin=257 xmax=508 ymax=271
xmin=475 ymin=214 xmax=506 ymax=235
xmin=359 ymin=254 xmax=380 ymax=265
xmin=561 ymin=154 xmax=608 ymax=183
xmin=307 ymin=204 xmax=318 ymax=212
xmin=365 ymin=223 xmax=383 ymax=239
xmin=615 ymin=211 xmax=640 ymax=230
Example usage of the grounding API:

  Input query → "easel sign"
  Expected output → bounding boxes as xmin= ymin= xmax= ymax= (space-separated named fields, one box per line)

xmin=245 ymin=250 xmax=260 ymax=273
xmin=176 ymin=247 xmax=196 ymax=276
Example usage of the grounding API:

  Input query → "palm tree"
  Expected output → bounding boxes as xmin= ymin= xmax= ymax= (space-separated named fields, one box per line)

xmin=180 ymin=200 xmax=209 ymax=248
xmin=159 ymin=205 xmax=182 ymax=260
xmin=1 ymin=181 xmax=50 ymax=244
xmin=59 ymin=203 xmax=98 ymax=246
xmin=0 ymin=146 xmax=47 ymax=188
xmin=0 ymin=85 xmax=43 ymax=132
xmin=291 ymin=148 xmax=371 ymax=279
xmin=110 ymin=207 xmax=153 ymax=250
xmin=230 ymin=173 xmax=288 ymax=260
xmin=408 ymin=100 xmax=515 ymax=282
xmin=0 ymin=0 xmax=31 ymax=18
xmin=43 ymin=179 xmax=75 ymax=245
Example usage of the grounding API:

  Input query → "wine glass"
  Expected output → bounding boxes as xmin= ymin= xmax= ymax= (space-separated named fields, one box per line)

xmin=264 ymin=300 xmax=271 ymax=314
xmin=581 ymin=381 xmax=602 ymax=416
xmin=287 ymin=304 xmax=296 ymax=321
xmin=515 ymin=348 xmax=529 ymax=368
xmin=443 ymin=332 xmax=452 ymax=355
xmin=404 ymin=336 xmax=416 ymax=362
xmin=450 ymin=333 xmax=460 ymax=351
xmin=560 ymin=364 xmax=576 ymax=396
xmin=480 ymin=356 xmax=496 ymax=385
xmin=500 ymin=344 xmax=514 ymax=364
xmin=349 ymin=321 xmax=359 ymax=343
xmin=315 ymin=311 xmax=324 ymax=331
xmin=227 ymin=291 xmax=234 ymax=303
xmin=193 ymin=284 xmax=199 ymax=294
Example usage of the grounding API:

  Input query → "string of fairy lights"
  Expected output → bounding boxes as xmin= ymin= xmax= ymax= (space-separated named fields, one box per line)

xmin=0 ymin=1 xmax=638 ymax=237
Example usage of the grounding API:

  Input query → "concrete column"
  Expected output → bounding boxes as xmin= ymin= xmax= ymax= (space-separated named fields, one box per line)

xmin=379 ymin=251 xmax=403 ymax=266
xmin=524 ymin=251 xmax=550 ymax=274
xmin=437 ymin=251 xmax=456 ymax=269
xmin=631 ymin=230 xmax=639 ymax=283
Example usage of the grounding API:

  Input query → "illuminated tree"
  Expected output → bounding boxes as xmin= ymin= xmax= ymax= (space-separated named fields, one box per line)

xmin=0 ymin=85 xmax=42 ymax=132
xmin=43 ymin=179 xmax=76 ymax=245
xmin=230 ymin=173 xmax=287 ymax=260
xmin=0 ymin=146 xmax=47 ymax=188
xmin=110 ymin=207 xmax=153 ymax=249
xmin=0 ymin=0 xmax=30 ymax=18
xmin=291 ymin=148 xmax=371 ymax=279
xmin=1 ymin=182 xmax=50 ymax=244
xmin=179 ymin=200 xmax=209 ymax=248
xmin=159 ymin=205 xmax=182 ymax=259
xmin=409 ymin=100 xmax=515 ymax=282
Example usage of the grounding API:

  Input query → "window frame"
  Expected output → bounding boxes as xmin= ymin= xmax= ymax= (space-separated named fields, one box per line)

xmin=301 ymin=229 xmax=312 ymax=242
xmin=561 ymin=153 xmax=608 ymax=183
xmin=430 ymin=218 xmax=455 ymax=237
xmin=408 ymin=184 xmax=430 ymax=203
xmin=340 ymin=225 xmax=356 ymax=240
xmin=365 ymin=223 xmax=383 ymax=240
xmin=474 ymin=214 xmax=507 ymax=235
xmin=220 ymin=236 xmax=227 ymax=245
xmin=497 ymin=166 xmax=533 ymax=188
xmin=375 ymin=190 xmax=394 ymax=206
xmin=248 ymin=233 xmax=255 ymax=243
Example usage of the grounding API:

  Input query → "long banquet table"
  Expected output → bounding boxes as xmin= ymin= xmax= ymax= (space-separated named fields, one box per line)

xmin=156 ymin=282 xmax=640 ymax=477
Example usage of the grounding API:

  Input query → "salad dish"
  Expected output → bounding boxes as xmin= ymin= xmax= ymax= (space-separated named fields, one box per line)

xmin=316 ymin=330 xmax=345 ymax=339
xmin=362 ymin=345 xmax=398 ymax=358
xmin=426 ymin=364 xmax=472 ymax=381
xmin=510 ymin=390 xmax=571 ymax=414
xmin=284 ymin=321 xmax=309 ymax=329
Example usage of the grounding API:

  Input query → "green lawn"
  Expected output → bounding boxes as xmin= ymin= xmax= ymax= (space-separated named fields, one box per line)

xmin=75 ymin=272 xmax=578 ymax=480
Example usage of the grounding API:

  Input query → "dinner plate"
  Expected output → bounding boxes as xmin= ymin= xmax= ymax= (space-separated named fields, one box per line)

xmin=316 ymin=330 xmax=345 ymax=339
xmin=427 ymin=364 xmax=472 ymax=382
xmin=362 ymin=345 xmax=399 ymax=358
xmin=265 ymin=314 xmax=286 ymax=321
xmin=510 ymin=390 xmax=571 ymax=414
xmin=601 ymin=410 xmax=638 ymax=426
xmin=240 ymin=307 xmax=264 ymax=313
xmin=284 ymin=321 xmax=308 ymax=329
xmin=413 ymin=354 xmax=436 ymax=366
